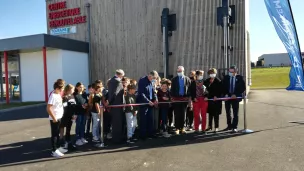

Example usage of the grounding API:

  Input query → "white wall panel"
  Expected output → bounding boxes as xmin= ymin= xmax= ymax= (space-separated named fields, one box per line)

xmin=20 ymin=51 xmax=44 ymax=102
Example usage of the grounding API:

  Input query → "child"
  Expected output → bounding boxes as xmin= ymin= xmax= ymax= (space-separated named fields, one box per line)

xmin=85 ymin=84 xmax=94 ymax=138
xmin=47 ymin=79 xmax=66 ymax=157
xmin=91 ymin=84 xmax=105 ymax=147
xmin=59 ymin=84 xmax=76 ymax=150
xmin=124 ymin=84 xmax=138 ymax=143
xmin=130 ymin=79 xmax=137 ymax=86
xmin=74 ymin=82 xmax=89 ymax=146
xmin=102 ymin=79 xmax=112 ymax=139
xmin=157 ymin=80 xmax=171 ymax=138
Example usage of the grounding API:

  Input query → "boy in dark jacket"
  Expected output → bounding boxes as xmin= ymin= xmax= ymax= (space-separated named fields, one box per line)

xmin=124 ymin=84 xmax=138 ymax=143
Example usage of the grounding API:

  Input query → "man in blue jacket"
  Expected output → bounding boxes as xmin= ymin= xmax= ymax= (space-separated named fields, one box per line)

xmin=137 ymin=70 xmax=159 ymax=140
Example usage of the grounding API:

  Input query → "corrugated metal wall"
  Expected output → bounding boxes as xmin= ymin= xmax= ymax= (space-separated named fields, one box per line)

xmin=47 ymin=0 xmax=247 ymax=82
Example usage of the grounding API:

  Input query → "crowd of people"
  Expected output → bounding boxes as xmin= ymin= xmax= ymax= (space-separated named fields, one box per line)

xmin=46 ymin=65 xmax=246 ymax=158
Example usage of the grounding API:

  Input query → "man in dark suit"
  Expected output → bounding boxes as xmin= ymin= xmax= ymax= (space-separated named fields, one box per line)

xmin=170 ymin=66 xmax=191 ymax=135
xmin=107 ymin=69 xmax=125 ymax=143
xmin=137 ymin=71 xmax=159 ymax=140
xmin=222 ymin=65 xmax=246 ymax=133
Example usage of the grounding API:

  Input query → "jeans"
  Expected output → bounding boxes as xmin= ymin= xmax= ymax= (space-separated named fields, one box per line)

xmin=50 ymin=119 xmax=61 ymax=152
xmin=92 ymin=112 xmax=102 ymax=139
xmin=76 ymin=114 xmax=86 ymax=140
xmin=160 ymin=108 xmax=168 ymax=132
xmin=86 ymin=112 xmax=92 ymax=134
xmin=193 ymin=97 xmax=208 ymax=131
xmin=125 ymin=112 xmax=137 ymax=139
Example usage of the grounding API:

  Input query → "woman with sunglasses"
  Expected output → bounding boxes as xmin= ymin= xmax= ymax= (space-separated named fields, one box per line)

xmin=190 ymin=70 xmax=209 ymax=133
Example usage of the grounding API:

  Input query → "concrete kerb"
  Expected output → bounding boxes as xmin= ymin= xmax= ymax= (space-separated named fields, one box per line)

xmin=0 ymin=103 xmax=46 ymax=114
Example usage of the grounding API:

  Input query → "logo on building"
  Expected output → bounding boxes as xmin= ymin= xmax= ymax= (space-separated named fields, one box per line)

xmin=50 ymin=26 xmax=77 ymax=35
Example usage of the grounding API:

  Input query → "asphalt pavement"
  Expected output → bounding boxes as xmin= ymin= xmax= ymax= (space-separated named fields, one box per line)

xmin=0 ymin=89 xmax=304 ymax=171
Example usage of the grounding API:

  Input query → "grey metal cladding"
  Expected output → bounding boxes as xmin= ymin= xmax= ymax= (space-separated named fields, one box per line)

xmin=43 ymin=34 xmax=89 ymax=53
xmin=0 ymin=34 xmax=44 ymax=51
xmin=0 ymin=34 xmax=89 ymax=53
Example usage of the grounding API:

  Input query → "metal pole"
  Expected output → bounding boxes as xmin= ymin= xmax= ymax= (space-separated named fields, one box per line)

xmin=163 ymin=26 xmax=167 ymax=78
xmin=4 ymin=51 xmax=9 ymax=104
xmin=86 ymin=3 xmax=92 ymax=83
xmin=223 ymin=16 xmax=228 ymax=74
xmin=242 ymin=92 xmax=253 ymax=133
xmin=286 ymin=0 xmax=303 ymax=67
xmin=0 ymin=55 xmax=3 ymax=101
xmin=227 ymin=18 xmax=230 ymax=68
xmin=162 ymin=8 xmax=169 ymax=78
xmin=243 ymin=92 xmax=247 ymax=130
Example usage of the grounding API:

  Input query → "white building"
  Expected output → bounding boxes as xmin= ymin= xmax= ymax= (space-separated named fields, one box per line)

xmin=258 ymin=53 xmax=304 ymax=67
xmin=0 ymin=34 xmax=89 ymax=103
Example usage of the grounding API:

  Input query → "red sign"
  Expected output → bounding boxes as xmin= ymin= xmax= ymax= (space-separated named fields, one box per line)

xmin=48 ymin=1 xmax=86 ymax=28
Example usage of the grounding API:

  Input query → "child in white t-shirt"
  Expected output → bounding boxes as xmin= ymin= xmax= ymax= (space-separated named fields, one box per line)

xmin=47 ymin=79 xmax=66 ymax=158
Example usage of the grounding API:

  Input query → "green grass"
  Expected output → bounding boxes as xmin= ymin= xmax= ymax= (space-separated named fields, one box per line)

xmin=0 ymin=102 xmax=45 ymax=110
xmin=251 ymin=67 xmax=290 ymax=89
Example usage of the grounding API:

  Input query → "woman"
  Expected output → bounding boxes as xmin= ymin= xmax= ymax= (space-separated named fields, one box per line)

xmin=74 ymin=82 xmax=89 ymax=146
xmin=186 ymin=71 xmax=196 ymax=131
xmin=190 ymin=70 xmax=208 ymax=133
xmin=204 ymin=68 xmax=222 ymax=133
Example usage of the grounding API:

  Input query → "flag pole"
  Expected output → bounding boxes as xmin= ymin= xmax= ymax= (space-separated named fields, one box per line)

xmin=286 ymin=0 xmax=303 ymax=67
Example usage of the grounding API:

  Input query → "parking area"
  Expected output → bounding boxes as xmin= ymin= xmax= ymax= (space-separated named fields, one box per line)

xmin=0 ymin=89 xmax=304 ymax=171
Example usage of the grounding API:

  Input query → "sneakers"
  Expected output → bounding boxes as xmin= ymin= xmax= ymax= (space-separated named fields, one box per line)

xmin=194 ymin=130 xmax=200 ymax=134
xmin=163 ymin=132 xmax=171 ymax=138
xmin=223 ymin=127 xmax=232 ymax=131
xmin=52 ymin=149 xmax=64 ymax=158
xmin=92 ymin=136 xmax=100 ymax=143
xmin=107 ymin=133 xmax=112 ymax=139
xmin=205 ymin=127 xmax=212 ymax=131
xmin=81 ymin=138 xmax=88 ymax=144
xmin=63 ymin=142 xmax=68 ymax=149
xmin=127 ymin=138 xmax=135 ymax=144
xmin=232 ymin=129 xmax=238 ymax=133
xmin=215 ymin=128 xmax=219 ymax=133
xmin=175 ymin=130 xmax=180 ymax=135
xmin=186 ymin=127 xmax=193 ymax=131
xmin=76 ymin=139 xmax=84 ymax=146
xmin=58 ymin=147 xmax=68 ymax=154
xmin=95 ymin=143 xmax=105 ymax=148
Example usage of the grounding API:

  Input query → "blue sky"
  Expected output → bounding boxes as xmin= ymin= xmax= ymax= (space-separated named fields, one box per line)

xmin=0 ymin=0 xmax=303 ymax=62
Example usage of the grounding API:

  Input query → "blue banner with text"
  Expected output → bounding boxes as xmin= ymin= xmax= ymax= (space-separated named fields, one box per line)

xmin=265 ymin=0 xmax=304 ymax=91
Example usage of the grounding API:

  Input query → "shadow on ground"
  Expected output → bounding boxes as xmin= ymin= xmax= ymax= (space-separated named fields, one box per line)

xmin=1 ymin=123 xmax=303 ymax=168
xmin=0 ymin=130 xmax=246 ymax=167
xmin=0 ymin=105 xmax=47 ymax=122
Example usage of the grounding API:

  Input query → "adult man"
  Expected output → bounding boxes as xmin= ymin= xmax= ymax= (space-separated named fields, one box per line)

xmin=170 ymin=66 xmax=191 ymax=135
xmin=137 ymin=71 xmax=159 ymax=140
xmin=107 ymin=69 xmax=125 ymax=143
xmin=222 ymin=65 xmax=246 ymax=133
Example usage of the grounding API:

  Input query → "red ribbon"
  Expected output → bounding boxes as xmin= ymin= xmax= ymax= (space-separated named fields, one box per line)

xmin=104 ymin=97 xmax=243 ymax=108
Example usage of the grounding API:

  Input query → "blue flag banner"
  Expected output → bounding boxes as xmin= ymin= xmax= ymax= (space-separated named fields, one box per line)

xmin=264 ymin=0 xmax=304 ymax=91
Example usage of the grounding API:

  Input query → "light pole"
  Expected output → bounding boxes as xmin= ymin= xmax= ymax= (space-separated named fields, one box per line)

xmin=85 ymin=0 xmax=92 ymax=83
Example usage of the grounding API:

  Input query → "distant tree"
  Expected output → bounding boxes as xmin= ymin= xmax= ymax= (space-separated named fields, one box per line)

xmin=256 ymin=60 xmax=262 ymax=67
